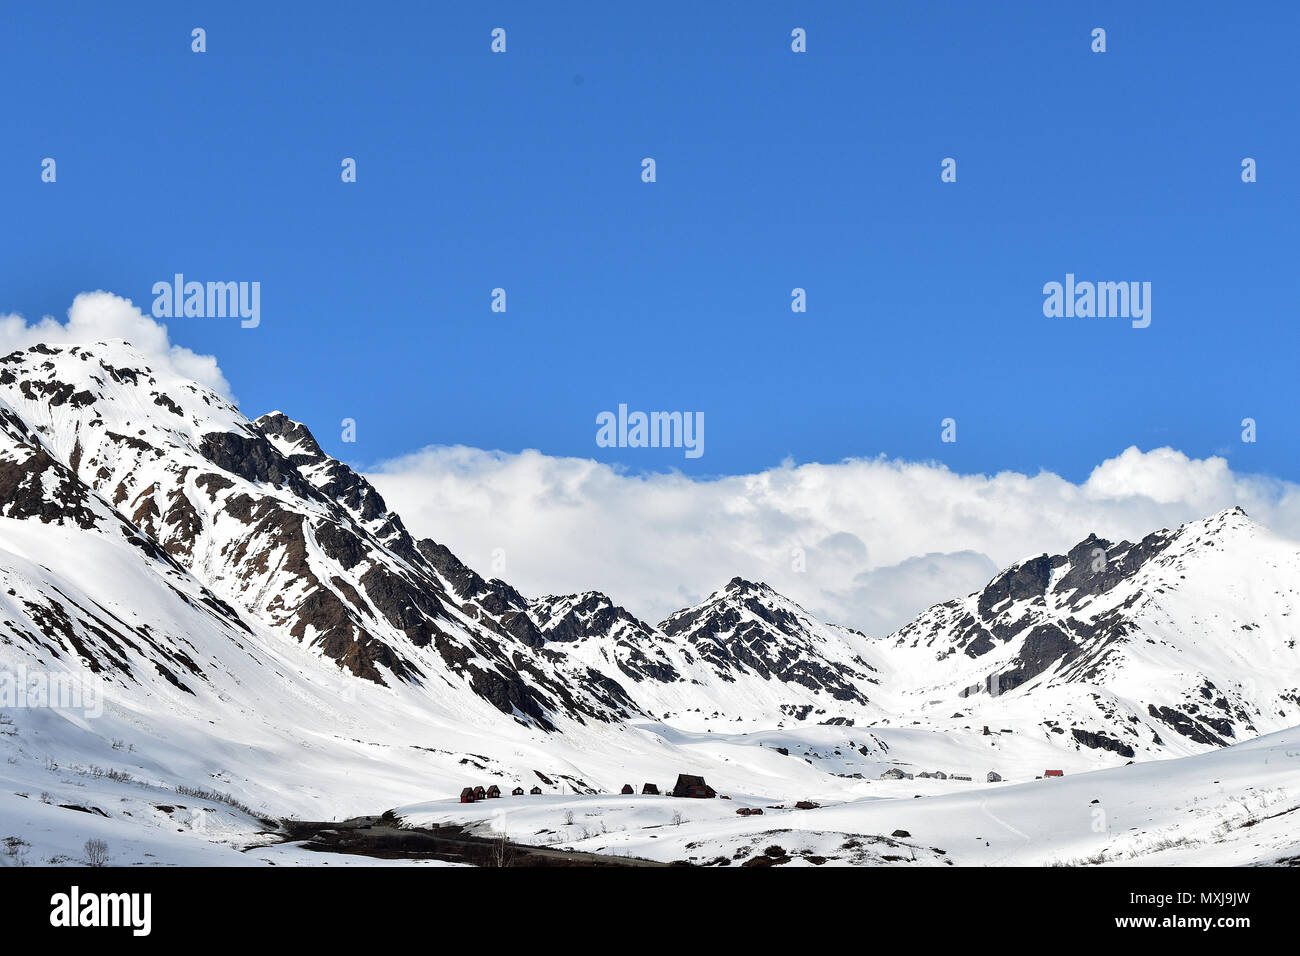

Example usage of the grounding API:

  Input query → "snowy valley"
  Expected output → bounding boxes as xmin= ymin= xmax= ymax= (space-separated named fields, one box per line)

xmin=1 ymin=340 xmax=1298 ymax=867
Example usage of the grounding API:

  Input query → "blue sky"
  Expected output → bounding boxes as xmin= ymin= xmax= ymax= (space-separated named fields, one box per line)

xmin=3 ymin=1 xmax=1296 ymax=482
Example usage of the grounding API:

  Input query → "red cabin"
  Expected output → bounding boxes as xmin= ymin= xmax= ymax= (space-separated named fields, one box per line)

xmin=511 ymin=786 xmax=524 ymax=796
xmin=486 ymin=784 xmax=501 ymax=798
xmin=736 ymin=807 xmax=752 ymax=816
xmin=473 ymin=785 xmax=486 ymax=800
xmin=621 ymin=784 xmax=634 ymax=795
xmin=1044 ymin=769 xmax=1064 ymax=777
xmin=460 ymin=787 xmax=476 ymax=804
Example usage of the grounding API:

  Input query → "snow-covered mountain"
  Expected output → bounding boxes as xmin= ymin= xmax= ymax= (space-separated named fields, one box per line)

xmin=1 ymin=339 xmax=1298 ymax=866
xmin=0 ymin=341 xmax=639 ymax=733
xmin=883 ymin=507 xmax=1300 ymax=763
xmin=525 ymin=580 xmax=890 ymax=728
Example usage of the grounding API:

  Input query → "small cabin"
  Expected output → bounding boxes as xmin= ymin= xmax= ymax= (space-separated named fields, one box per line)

xmin=1044 ymin=769 xmax=1064 ymax=778
xmin=641 ymin=783 xmax=660 ymax=795
xmin=879 ymin=768 xmax=910 ymax=780
xmin=621 ymin=784 xmax=634 ymax=795
xmin=736 ymin=807 xmax=752 ymax=816
xmin=473 ymin=785 xmax=486 ymax=800
xmin=529 ymin=785 xmax=543 ymax=795
xmin=987 ymin=771 xmax=1002 ymax=783
xmin=794 ymin=800 xmax=820 ymax=810
xmin=671 ymin=774 xmax=717 ymax=798
xmin=460 ymin=787 xmax=476 ymax=804
xmin=511 ymin=786 xmax=525 ymax=796
xmin=749 ymin=808 xmax=764 ymax=816
xmin=486 ymin=784 xmax=501 ymax=798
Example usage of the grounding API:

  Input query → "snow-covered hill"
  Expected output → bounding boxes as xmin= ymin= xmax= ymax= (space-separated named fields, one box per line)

xmin=1 ymin=338 xmax=1298 ymax=866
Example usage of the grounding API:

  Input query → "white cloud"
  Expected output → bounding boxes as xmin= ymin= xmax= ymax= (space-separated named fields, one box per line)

xmin=0 ymin=291 xmax=231 ymax=398
xmin=366 ymin=446 xmax=1300 ymax=635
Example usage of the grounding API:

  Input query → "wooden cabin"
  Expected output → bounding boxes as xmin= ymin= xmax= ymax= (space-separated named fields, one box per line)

xmin=486 ymin=784 xmax=501 ymax=798
xmin=621 ymin=784 xmax=634 ymax=794
xmin=473 ymin=785 xmax=486 ymax=800
xmin=641 ymin=783 xmax=660 ymax=795
xmin=1044 ymin=769 xmax=1064 ymax=777
xmin=529 ymin=785 xmax=543 ymax=795
xmin=511 ymin=786 xmax=525 ymax=796
xmin=460 ymin=787 xmax=476 ymax=804
xmin=671 ymin=773 xmax=717 ymax=798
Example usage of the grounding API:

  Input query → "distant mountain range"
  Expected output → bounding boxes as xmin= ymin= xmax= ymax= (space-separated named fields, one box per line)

xmin=1 ymin=340 xmax=1298 ymax=829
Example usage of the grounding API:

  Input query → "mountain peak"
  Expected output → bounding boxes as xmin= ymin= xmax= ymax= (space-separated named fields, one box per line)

xmin=724 ymin=575 xmax=770 ymax=594
xmin=256 ymin=410 xmax=326 ymax=461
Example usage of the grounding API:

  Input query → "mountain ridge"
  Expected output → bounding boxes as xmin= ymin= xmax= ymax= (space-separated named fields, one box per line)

xmin=0 ymin=339 xmax=1297 ymax=837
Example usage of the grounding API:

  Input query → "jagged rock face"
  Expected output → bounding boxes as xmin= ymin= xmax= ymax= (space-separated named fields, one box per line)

xmin=0 ymin=342 xmax=637 ymax=731
xmin=529 ymin=592 xmax=686 ymax=685
xmin=659 ymin=578 xmax=883 ymax=705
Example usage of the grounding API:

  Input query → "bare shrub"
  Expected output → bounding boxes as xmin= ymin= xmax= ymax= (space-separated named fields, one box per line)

xmin=84 ymin=838 xmax=109 ymax=867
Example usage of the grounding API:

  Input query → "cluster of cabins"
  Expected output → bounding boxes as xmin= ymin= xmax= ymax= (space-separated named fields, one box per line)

xmin=880 ymin=768 xmax=1002 ymax=783
xmin=459 ymin=765 xmax=1056 ymax=808
xmin=459 ymin=774 xmax=718 ymax=804
xmin=460 ymin=784 xmax=544 ymax=803
xmin=878 ymin=768 xmax=1064 ymax=783
xmin=620 ymin=776 xmax=717 ymax=798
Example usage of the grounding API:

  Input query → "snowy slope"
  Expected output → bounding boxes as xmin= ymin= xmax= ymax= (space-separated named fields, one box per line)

xmin=398 ymin=724 xmax=1300 ymax=867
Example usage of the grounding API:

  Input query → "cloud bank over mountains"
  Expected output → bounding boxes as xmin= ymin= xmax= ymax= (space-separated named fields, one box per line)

xmin=10 ymin=292 xmax=1300 ymax=635
xmin=368 ymin=444 xmax=1300 ymax=634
